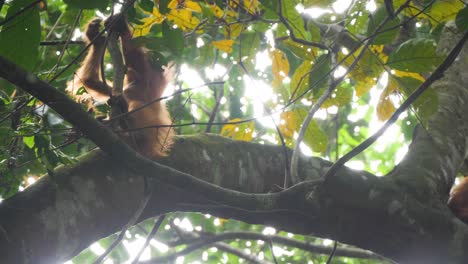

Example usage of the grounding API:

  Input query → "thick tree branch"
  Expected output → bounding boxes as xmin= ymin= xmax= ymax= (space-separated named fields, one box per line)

xmin=0 ymin=135 xmax=467 ymax=263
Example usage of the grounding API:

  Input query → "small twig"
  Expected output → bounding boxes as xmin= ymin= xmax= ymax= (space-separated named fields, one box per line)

xmin=92 ymin=191 xmax=152 ymax=264
xmin=50 ymin=28 xmax=106 ymax=83
xmin=326 ymin=240 xmax=338 ymax=264
xmin=0 ymin=97 xmax=33 ymax=125
xmin=107 ymin=81 xmax=225 ymax=123
xmin=192 ymin=100 xmax=212 ymax=116
xmin=277 ymin=0 xmax=329 ymax=50
xmin=131 ymin=214 xmax=166 ymax=264
xmin=15 ymin=135 xmax=80 ymax=169
xmin=45 ymin=12 xmax=64 ymax=40
xmin=268 ymin=238 xmax=278 ymax=264
xmin=205 ymin=85 xmax=224 ymax=133
xmin=184 ymin=18 xmax=208 ymax=37
xmin=46 ymin=10 xmax=82 ymax=80
xmin=39 ymin=40 xmax=84 ymax=46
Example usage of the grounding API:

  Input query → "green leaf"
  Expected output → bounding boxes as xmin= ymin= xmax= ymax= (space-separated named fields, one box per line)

xmin=307 ymin=21 xmax=321 ymax=43
xmin=131 ymin=36 xmax=164 ymax=49
xmin=290 ymin=60 xmax=313 ymax=100
xmin=426 ymin=0 xmax=464 ymax=22
xmin=280 ymin=39 xmax=316 ymax=61
xmin=367 ymin=6 xmax=400 ymax=45
xmin=64 ymin=0 xmax=108 ymax=10
xmin=240 ymin=33 xmax=260 ymax=58
xmin=280 ymin=0 xmax=308 ymax=40
xmin=147 ymin=50 xmax=169 ymax=70
xmin=228 ymin=66 xmax=244 ymax=119
xmin=73 ymin=247 xmax=99 ymax=262
xmin=94 ymin=103 xmax=110 ymax=115
xmin=194 ymin=42 xmax=216 ymax=67
xmin=23 ymin=136 xmax=35 ymax=149
xmin=387 ymin=39 xmax=443 ymax=73
xmin=0 ymin=0 xmax=40 ymax=71
xmin=309 ymin=54 xmax=331 ymax=96
xmin=322 ymin=81 xmax=353 ymax=107
xmin=263 ymin=2 xmax=279 ymax=21
xmin=397 ymin=77 xmax=438 ymax=122
xmin=159 ymin=0 xmax=171 ymax=14
xmin=162 ymin=21 xmax=184 ymax=57
xmin=295 ymin=108 xmax=328 ymax=153
xmin=139 ymin=0 xmax=154 ymax=13
xmin=456 ymin=6 xmax=468 ymax=31
xmin=303 ymin=0 xmax=333 ymax=7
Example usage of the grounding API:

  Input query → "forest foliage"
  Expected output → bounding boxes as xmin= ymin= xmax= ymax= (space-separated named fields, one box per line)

xmin=1 ymin=0 xmax=468 ymax=263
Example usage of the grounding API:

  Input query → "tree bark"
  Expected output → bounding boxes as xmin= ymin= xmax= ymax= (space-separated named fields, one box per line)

xmin=0 ymin=134 xmax=467 ymax=264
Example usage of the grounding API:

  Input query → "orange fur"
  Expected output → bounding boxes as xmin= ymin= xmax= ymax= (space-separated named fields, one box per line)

xmin=448 ymin=177 xmax=468 ymax=224
xmin=67 ymin=17 xmax=174 ymax=159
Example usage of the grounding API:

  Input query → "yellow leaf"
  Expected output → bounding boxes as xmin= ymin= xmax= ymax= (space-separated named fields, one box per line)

xmin=369 ymin=45 xmax=384 ymax=54
xmin=226 ymin=9 xmax=238 ymax=17
xmin=229 ymin=0 xmax=259 ymax=14
xmin=223 ymin=23 xmax=243 ymax=39
xmin=279 ymin=111 xmax=299 ymax=139
xmin=212 ymin=39 xmax=234 ymax=53
xmin=399 ymin=0 xmax=463 ymax=22
xmin=218 ymin=218 xmax=229 ymax=225
xmin=370 ymin=45 xmax=387 ymax=63
xmin=376 ymin=96 xmax=396 ymax=121
xmin=426 ymin=0 xmax=464 ymax=22
xmin=167 ymin=9 xmax=200 ymax=30
xmin=185 ymin=0 xmax=202 ymax=13
xmin=168 ymin=0 xmax=201 ymax=12
xmin=376 ymin=78 xmax=398 ymax=121
xmin=271 ymin=78 xmax=283 ymax=92
xmin=221 ymin=118 xmax=254 ymax=141
xmin=290 ymin=60 xmax=312 ymax=100
xmin=133 ymin=8 xmax=166 ymax=37
xmin=355 ymin=76 xmax=377 ymax=97
xmin=339 ymin=46 xmax=383 ymax=97
xmin=244 ymin=0 xmax=259 ymax=14
xmin=210 ymin=4 xmax=224 ymax=18
xmin=393 ymin=69 xmax=425 ymax=82
xmin=168 ymin=0 xmax=179 ymax=9
xmin=152 ymin=6 xmax=164 ymax=18
xmin=269 ymin=49 xmax=290 ymax=85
